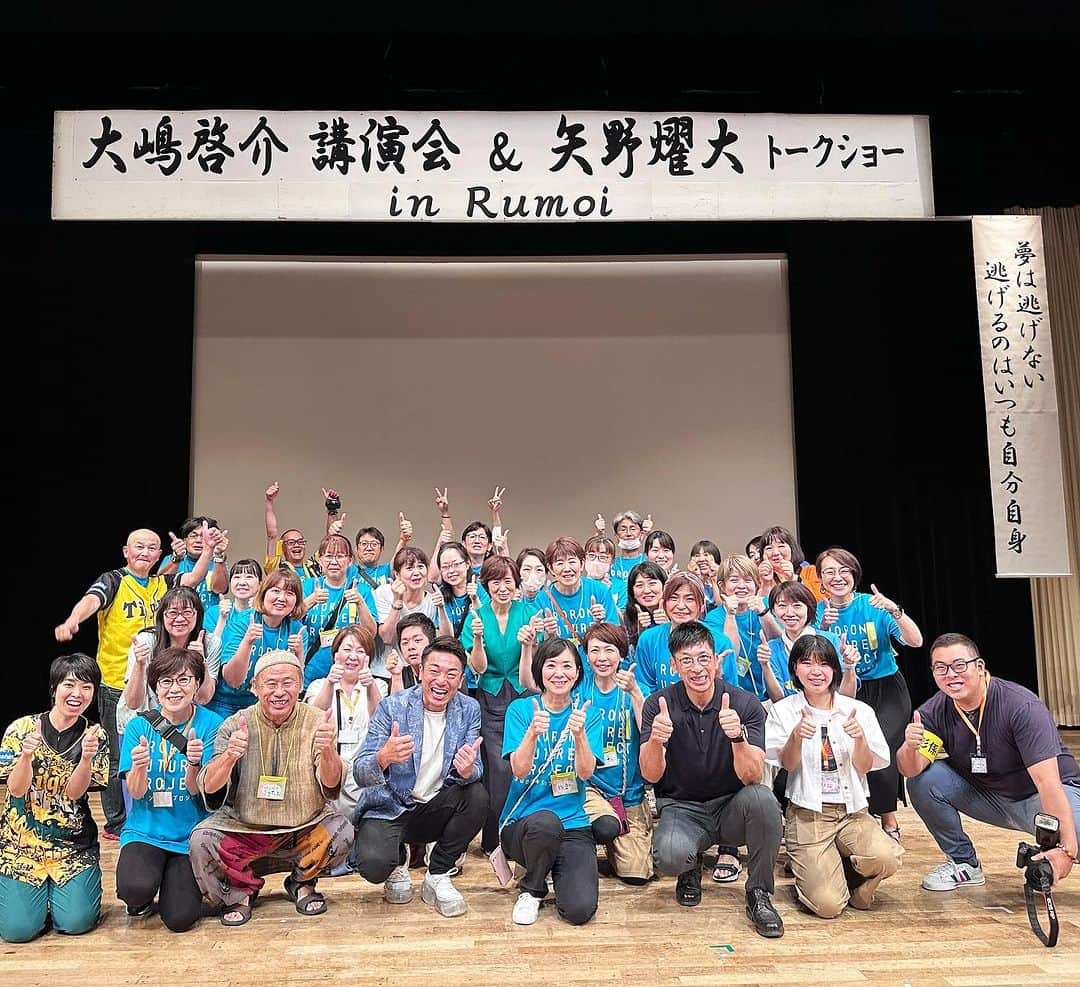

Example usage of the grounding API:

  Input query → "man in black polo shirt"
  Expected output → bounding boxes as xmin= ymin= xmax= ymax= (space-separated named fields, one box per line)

xmin=640 ymin=621 xmax=784 ymax=937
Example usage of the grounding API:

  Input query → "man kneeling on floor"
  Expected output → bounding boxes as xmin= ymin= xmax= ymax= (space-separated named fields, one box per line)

xmin=190 ymin=650 xmax=353 ymax=926
xmin=352 ymin=635 xmax=487 ymax=917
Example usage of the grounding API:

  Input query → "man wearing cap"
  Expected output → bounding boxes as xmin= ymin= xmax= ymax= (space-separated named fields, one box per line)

xmin=352 ymin=636 xmax=487 ymax=917
xmin=189 ymin=650 xmax=353 ymax=926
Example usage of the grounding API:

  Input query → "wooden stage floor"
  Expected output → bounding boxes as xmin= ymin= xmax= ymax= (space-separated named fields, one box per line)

xmin=2 ymin=735 xmax=1078 ymax=987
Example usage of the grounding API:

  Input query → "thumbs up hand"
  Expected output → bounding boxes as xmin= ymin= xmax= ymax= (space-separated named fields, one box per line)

xmin=132 ymin=634 xmax=151 ymax=665
xmin=227 ymin=716 xmax=249 ymax=760
xmin=642 ymin=513 xmax=654 ymax=534
xmin=904 ymin=710 xmax=926 ymax=750
xmin=130 ymin=735 xmax=151 ymax=771
xmin=842 ymin=707 xmax=865 ymax=740
xmin=568 ymin=699 xmax=591 ymax=739
xmin=169 ymin=530 xmax=186 ymax=558
xmin=398 ymin=512 xmax=413 ymax=543
xmin=637 ymin=605 xmax=653 ymax=629
xmin=614 ymin=662 xmax=638 ymax=693
xmin=380 ymin=721 xmax=415 ymax=765
xmin=20 ymin=721 xmax=43 ymax=759
xmin=794 ymin=705 xmax=817 ymax=740
xmin=594 ymin=513 xmax=606 ymax=534
xmin=589 ymin=595 xmax=606 ymax=622
xmin=188 ymin=630 xmax=206 ymax=658
xmin=453 ymin=736 xmax=484 ymax=777
xmin=80 ymin=726 xmax=103 ymax=762
xmin=314 ymin=705 xmax=337 ymax=755
xmin=821 ymin=602 xmax=839 ymax=629
xmin=868 ymin=583 xmax=897 ymax=615
xmin=717 ymin=691 xmax=743 ymax=740
xmin=541 ymin=609 xmax=559 ymax=636
xmin=471 ymin=612 xmax=485 ymax=639
xmin=651 ymin=696 xmax=674 ymax=744
xmin=186 ymin=728 xmax=204 ymax=766
xmin=528 ymin=699 xmax=550 ymax=739
xmin=756 ymin=631 xmax=772 ymax=667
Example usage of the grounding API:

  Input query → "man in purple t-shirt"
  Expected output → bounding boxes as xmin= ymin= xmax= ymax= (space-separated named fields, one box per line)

xmin=898 ymin=632 xmax=1079 ymax=892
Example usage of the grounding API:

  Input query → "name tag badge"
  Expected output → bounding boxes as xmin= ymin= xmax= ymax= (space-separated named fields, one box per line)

xmin=152 ymin=791 xmax=174 ymax=808
xmin=970 ymin=755 xmax=988 ymax=775
xmin=339 ymin=729 xmax=360 ymax=746
xmin=736 ymin=654 xmax=750 ymax=675
xmin=550 ymin=771 xmax=578 ymax=797
xmin=602 ymin=745 xmax=619 ymax=768
xmin=257 ymin=774 xmax=288 ymax=800
xmin=319 ymin=629 xmax=337 ymax=648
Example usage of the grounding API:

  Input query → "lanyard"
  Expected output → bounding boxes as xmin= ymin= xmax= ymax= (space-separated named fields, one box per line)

xmin=255 ymin=710 xmax=299 ymax=778
xmin=952 ymin=674 xmax=991 ymax=755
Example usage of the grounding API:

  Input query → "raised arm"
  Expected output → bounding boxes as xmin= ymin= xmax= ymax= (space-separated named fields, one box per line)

xmin=264 ymin=481 xmax=281 ymax=556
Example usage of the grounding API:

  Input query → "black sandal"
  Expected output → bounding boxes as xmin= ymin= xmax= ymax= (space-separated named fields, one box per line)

xmin=284 ymin=875 xmax=327 ymax=916
xmin=220 ymin=901 xmax=254 ymax=927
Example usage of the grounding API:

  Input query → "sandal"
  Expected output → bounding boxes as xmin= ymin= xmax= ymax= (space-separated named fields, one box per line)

xmin=220 ymin=901 xmax=253 ymax=927
xmin=711 ymin=853 xmax=742 ymax=883
xmin=284 ymin=874 xmax=327 ymax=916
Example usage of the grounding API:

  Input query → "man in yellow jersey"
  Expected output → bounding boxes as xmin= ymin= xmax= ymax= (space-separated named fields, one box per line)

xmin=54 ymin=524 xmax=223 ymax=838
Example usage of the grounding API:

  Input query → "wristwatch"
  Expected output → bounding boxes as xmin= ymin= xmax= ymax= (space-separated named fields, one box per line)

xmin=730 ymin=725 xmax=749 ymax=744
xmin=892 ymin=606 xmax=905 ymax=620
xmin=391 ymin=602 xmax=404 ymax=611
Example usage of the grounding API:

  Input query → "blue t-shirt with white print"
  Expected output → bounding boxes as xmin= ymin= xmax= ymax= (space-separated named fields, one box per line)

xmin=574 ymin=678 xmax=644 ymax=807
xmin=633 ymin=619 xmax=738 ymax=696
xmin=815 ymin=593 xmax=902 ymax=681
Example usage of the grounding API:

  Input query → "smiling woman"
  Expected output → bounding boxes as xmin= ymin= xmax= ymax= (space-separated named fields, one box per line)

xmin=0 ymin=654 xmax=109 ymax=943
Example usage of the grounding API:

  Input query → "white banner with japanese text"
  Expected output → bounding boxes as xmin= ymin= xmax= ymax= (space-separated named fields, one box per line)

xmin=52 ymin=110 xmax=933 ymax=221
xmin=973 ymin=215 xmax=1071 ymax=577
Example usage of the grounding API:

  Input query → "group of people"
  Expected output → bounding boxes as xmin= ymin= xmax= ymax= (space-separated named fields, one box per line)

xmin=2 ymin=485 xmax=1075 ymax=943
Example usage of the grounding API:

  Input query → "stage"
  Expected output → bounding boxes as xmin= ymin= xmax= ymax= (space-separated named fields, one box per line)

xmin=3 ymin=738 xmax=1078 ymax=987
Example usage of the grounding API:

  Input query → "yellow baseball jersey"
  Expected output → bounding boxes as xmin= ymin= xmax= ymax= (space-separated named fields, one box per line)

xmin=87 ymin=569 xmax=176 ymax=689
xmin=265 ymin=541 xmax=322 ymax=579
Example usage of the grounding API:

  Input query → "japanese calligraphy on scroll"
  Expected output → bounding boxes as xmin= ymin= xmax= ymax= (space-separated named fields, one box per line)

xmin=972 ymin=215 xmax=1070 ymax=577
xmin=52 ymin=111 xmax=933 ymax=221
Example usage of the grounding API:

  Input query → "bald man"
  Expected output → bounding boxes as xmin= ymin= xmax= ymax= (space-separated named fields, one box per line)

xmin=56 ymin=524 xmax=223 ymax=837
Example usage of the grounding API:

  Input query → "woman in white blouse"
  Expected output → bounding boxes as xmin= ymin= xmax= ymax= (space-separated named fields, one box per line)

xmin=765 ymin=635 xmax=903 ymax=918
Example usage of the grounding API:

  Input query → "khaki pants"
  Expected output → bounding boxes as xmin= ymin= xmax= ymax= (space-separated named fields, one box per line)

xmin=785 ymin=803 xmax=903 ymax=918
xmin=584 ymin=787 xmax=653 ymax=880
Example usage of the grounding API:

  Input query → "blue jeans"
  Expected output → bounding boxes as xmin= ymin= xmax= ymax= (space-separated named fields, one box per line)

xmin=907 ymin=760 xmax=1080 ymax=865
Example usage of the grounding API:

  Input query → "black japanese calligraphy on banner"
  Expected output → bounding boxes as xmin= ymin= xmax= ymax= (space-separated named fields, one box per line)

xmin=53 ymin=110 xmax=933 ymax=221
xmin=972 ymin=215 xmax=1071 ymax=577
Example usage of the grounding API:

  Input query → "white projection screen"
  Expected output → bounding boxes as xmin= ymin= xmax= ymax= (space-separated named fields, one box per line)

xmin=192 ymin=256 xmax=797 ymax=565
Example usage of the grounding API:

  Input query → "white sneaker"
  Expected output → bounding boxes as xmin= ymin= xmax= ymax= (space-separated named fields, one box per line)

xmin=384 ymin=863 xmax=414 ymax=903
xmin=512 ymin=891 xmax=541 ymax=925
xmin=421 ymin=869 xmax=467 ymax=917
xmin=921 ymin=859 xmax=986 ymax=891
xmin=423 ymin=842 xmax=466 ymax=871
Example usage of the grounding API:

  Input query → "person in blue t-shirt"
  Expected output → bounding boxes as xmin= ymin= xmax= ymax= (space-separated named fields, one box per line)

xmin=536 ymin=537 xmax=620 ymax=646
xmin=500 ymin=637 xmax=606 ymax=927
xmin=159 ymin=516 xmax=230 ymax=611
xmin=634 ymin=573 xmax=738 ymax=697
xmin=608 ymin=509 xmax=650 ymax=583
xmin=208 ymin=570 xmax=308 ymax=717
xmin=576 ymin=622 xmax=652 ymax=885
xmin=301 ymin=534 xmax=378 ymax=689
xmin=116 ymin=647 xmax=222 ymax=932
xmin=583 ymin=535 xmax=628 ymax=612
xmin=815 ymin=547 xmax=924 ymax=841
xmin=714 ymin=555 xmax=784 ymax=702
xmin=622 ymin=562 xmax=669 ymax=656
xmin=352 ymin=525 xmax=394 ymax=589
xmin=758 ymin=581 xmax=857 ymax=702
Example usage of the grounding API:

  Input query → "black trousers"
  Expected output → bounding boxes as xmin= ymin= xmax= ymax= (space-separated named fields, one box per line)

xmin=859 ymin=671 xmax=911 ymax=816
xmin=354 ymin=782 xmax=488 ymax=880
xmin=115 ymin=841 xmax=203 ymax=933
xmin=478 ymin=681 xmax=535 ymax=852
xmin=500 ymin=811 xmax=598 ymax=926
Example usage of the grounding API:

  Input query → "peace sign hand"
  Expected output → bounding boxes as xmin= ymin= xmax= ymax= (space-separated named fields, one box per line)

xmin=488 ymin=486 xmax=506 ymax=514
xmin=434 ymin=487 xmax=450 ymax=516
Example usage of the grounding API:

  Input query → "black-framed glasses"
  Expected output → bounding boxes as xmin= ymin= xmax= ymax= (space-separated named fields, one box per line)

xmin=931 ymin=658 xmax=980 ymax=676
xmin=282 ymin=538 xmax=307 ymax=548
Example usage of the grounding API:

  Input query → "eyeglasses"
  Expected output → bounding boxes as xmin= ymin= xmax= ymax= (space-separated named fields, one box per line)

xmin=440 ymin=560 xmax=466 ymax=570
xmin=585 ymin=553 xmax=612 ymax=562
xmin=357 ymin=540 xmax=381 ymax=550
xmin=675 ymin=654 xmax=714 ymax=669
xmin=932 ymin=658 xmax=980 ymax=676
xmin=282 ymin=538 xmax=307 ymax=548
xmin=163 ymin=608 xmax=196 ymax=619
xmin=819 ymin=567 xmax=853 ymax=579
xmin=157 ymin=675 xmax=194 ymax=690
